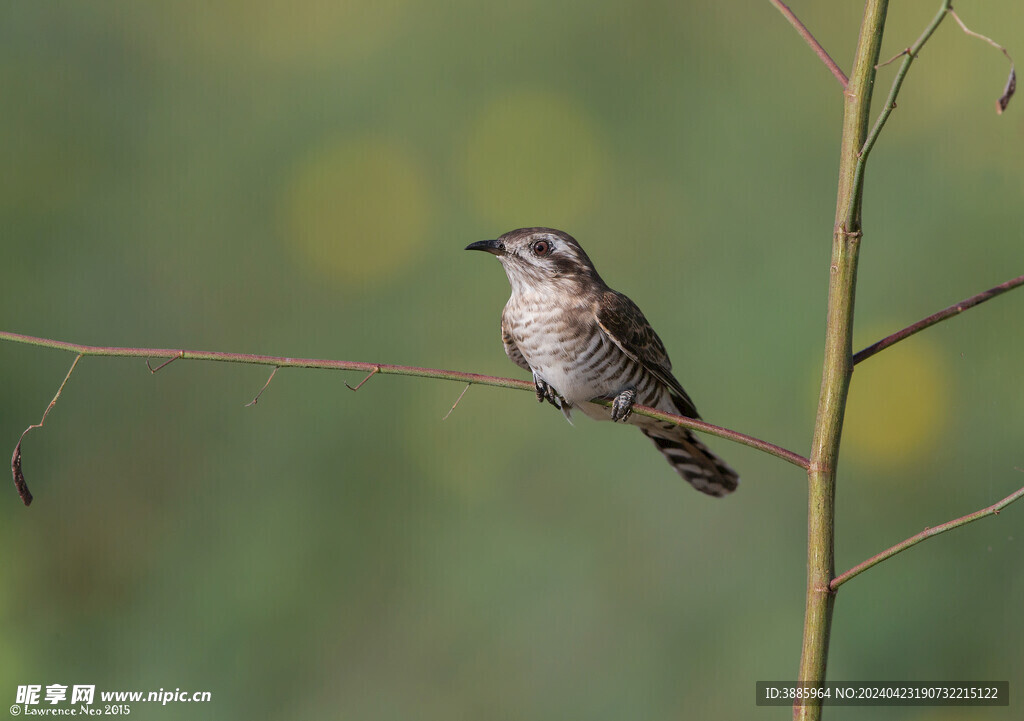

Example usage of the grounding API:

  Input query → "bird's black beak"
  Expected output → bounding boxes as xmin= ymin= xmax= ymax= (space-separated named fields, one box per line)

xmin=465 ymin=239 xmax=505 ymax=256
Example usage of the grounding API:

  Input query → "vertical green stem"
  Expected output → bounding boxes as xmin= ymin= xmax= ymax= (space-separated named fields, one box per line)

xmin=795 ymin=2 xmax=889 ymax=719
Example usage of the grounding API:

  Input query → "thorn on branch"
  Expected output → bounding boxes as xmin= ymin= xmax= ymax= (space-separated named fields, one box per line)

xmin=10 ymin=354 xmax=83 ymax=506
xmin=948 ymin=9 xmax=1016 ymax=114
xmin=146 ymin=352 xmax=183 ymax=373
xmin=345 ymin=366 xmax=380 ymax=392
xmin=441 ymin=383 xmax=472 ymax=420
xmin=245 ymin=366 xmax=280 ymax=407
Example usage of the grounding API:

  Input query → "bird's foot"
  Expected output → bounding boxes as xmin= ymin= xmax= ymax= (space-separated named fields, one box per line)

xmin=534 ymin=374 xmax=563 ymax=409
xmin=610 ymin=388 xmax=636 ymax=422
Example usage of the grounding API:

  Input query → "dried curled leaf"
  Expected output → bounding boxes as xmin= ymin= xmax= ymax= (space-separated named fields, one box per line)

xmin=996 ymin=65 xmax=1016 ymax=114
xmin=948 ymin=10 xmax=1016 ymax=115
xmin=11 ymin=441 xmax=33 ymax=506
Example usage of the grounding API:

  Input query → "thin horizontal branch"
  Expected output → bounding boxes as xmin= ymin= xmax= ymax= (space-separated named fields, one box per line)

xmin=768 ymin=0 xmax=849 ymax=87
xmin=0 ymin=331 xmax=809 ymax=470
xmin=854 ymin=272 xmax=1024 ymax=364
xmin=0 ymin=330 xmax=532 ymax=388
xmin=597 ymin=399 xmax=809 ymax=469
xmin=831 ymin=483 xmax=1024 ymax=590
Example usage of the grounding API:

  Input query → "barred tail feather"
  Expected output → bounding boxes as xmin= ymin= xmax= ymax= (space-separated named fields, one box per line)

xmin=642 ymin=427 xmax=739 ymax=497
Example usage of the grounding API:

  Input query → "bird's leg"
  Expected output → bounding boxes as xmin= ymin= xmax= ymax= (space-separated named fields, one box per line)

xmin=533 ymin=373 xmax=563 ymax=409
xmin=610 ymin=387 xmax=636 ymax=422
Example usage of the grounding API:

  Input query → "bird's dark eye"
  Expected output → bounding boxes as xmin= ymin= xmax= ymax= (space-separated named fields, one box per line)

xmin=532 ymin=240 xmax=551 ymax=256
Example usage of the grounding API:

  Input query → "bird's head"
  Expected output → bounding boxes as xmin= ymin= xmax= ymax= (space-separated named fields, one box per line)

xmin=465 ymin=227 xmax=603 ymax=295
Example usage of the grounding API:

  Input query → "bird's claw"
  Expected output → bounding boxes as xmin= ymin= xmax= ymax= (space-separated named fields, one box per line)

xmin=610 ymin=388 xmax=636 ymax=422
xmin=534 ymin=375 xmax=563 ymax=409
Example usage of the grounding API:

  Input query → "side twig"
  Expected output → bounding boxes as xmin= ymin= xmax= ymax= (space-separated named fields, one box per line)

xmin=768 ymin=0 xmax=849 ymax=87
xmin=441 ymin=383 xmax=472 ymax=420
xmin=11 ymin=354 xmax=84 ymax=506
xmin=146 ymin=353 xmax=183 ymax=373
xmin=245 ymin=366 xmax=280 ymax=407
xmin=847 ymin=0 xmax=950 ymax=230
xmin=831 ymin=483 xmax=1024 ymax=590
xmin=345 ymin=366 xmax=380 ymax=392
xmin=854 ymin=272 xmax=1024 ymax=364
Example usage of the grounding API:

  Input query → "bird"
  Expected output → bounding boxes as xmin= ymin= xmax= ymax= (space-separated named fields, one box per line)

xmin=466 ymin=227 xmax=738 ymax=497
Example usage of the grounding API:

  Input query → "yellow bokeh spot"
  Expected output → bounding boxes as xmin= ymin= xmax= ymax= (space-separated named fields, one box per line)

xmin=282 ymin=136 xmax=430 ymax=282
xmin=460 ymin=89 xmax=609 ymax=226
xmin=843 ymin=334 xmax=950 ymax=466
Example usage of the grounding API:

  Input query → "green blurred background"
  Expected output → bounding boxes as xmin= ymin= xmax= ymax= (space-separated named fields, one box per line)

xmin=2 ymin=1 xmax=1022 ymax=719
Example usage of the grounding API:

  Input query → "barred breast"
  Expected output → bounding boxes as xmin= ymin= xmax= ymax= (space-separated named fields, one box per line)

xmin=503 ymin=293 xmax=666 ymax=420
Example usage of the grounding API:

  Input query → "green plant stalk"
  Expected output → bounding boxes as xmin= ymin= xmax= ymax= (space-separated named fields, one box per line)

xmin=795 ymin=2 xmax=889 ymax=719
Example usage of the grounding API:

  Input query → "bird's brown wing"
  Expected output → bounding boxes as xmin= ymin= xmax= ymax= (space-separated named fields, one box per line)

xmin=595 ymin=289 xmax=699 ymax=418
xmin=500 ymin=313 xmax=531 ymax=372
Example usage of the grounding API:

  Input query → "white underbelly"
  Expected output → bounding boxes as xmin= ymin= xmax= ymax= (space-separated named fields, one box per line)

xmin=534 ymin=360 xmax=606 ymax=406
xmin=521 ymin=329 xmax=631 ymax=411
